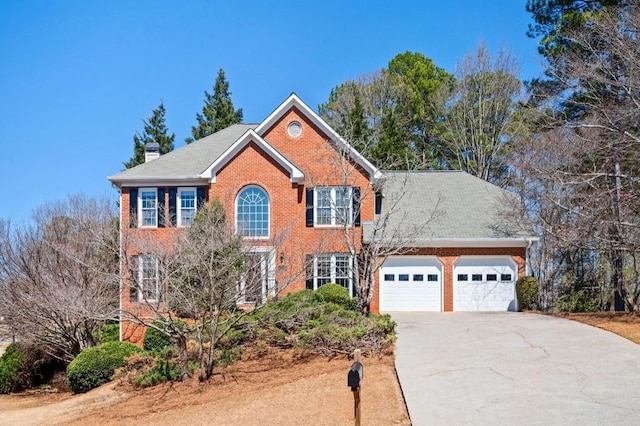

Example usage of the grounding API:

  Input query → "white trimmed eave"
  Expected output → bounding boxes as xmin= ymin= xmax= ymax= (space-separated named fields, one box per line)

xmin=199 ymin=129 xmax=305 ymax=184
xmin=254 ymin=93 xmax=382 ymax=184
xmin=362 ymin=237 xmax=539 ymax=248
xmin=108 ymin=176 xmax=208 ymax=188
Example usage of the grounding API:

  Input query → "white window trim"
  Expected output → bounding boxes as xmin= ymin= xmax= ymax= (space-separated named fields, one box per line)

xmin=177 ymin=187 xmax=197 ymax=227
xmin=138 ymin=188 xmax=158 ymax=228
xmin=137 ymin=254 xmax=160 ymax=303
xmin=239 ymin=247 xmax=275 ymax=303
xmin=314 ymin=186 xmax=353 ymax=227
xmin=235 ymin=185 xmax=270 ymax=239
xmin=312 ymin=254 xmax=353 ymax=297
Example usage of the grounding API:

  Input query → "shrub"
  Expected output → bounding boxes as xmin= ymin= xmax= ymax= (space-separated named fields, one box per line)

xmin=135 ymin=358 xmax=182 ymax=388
xmin=246 ymin=290 xmax=396 ymax=355
xmin=100 ymin=323 xmax=120 ymax=343
xmin=67 ymin=341 xmax=141 ymax=394
xmin=555 ymin=289 xmax=600 ymax=313
xmin=315 ymin=283 xmax=357 ymax=310
xmin=516 ymin=276 xmax=539 ymax=311
xmin=143 ymin=323 xmax=173 ymax=352
xmin=0 ymin=343 xmax=26 ymax=394
xmin=0 ymin=343 xmax=62 ymax=394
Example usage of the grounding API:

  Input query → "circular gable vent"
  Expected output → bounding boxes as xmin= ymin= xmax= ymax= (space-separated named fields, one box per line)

xmin=287 ymin=121 xmax=303 ymax=138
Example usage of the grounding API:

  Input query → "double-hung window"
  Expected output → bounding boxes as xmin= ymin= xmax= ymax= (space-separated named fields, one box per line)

xmin=139 ymin=189 xmax=158 ymax=227
xmin=314 ymin=186 xmax=352 ymax=226
xmin=130 ymin=254 xmax=161 ymax=303
xmin=307 ymin=254 xmax=353 ymax=296
xmin=178 ymin=188 xmax=196 ymax=226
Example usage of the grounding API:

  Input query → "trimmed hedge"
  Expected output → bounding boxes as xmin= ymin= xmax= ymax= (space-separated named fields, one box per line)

xmin=315 ymin=283 xmax=357 ymax=310
xmin=516 ymin=276 xmax=539 ymax=311
xmin=67 ymin=341 xmax=141 ymax=394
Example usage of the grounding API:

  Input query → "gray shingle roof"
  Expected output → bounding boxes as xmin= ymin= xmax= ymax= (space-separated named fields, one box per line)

xmin=364 ymin=171 xmax=536 ymax=245
xmin=109 ymin=124 xmax=258 ymax=182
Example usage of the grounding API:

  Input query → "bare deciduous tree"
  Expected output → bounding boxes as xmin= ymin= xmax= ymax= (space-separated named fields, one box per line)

xmin=319 ymin=138 xmax=439 ymax=312
xmin=0 ymin=195 xmax=119 ymax=362
xmin=515 ymin=4 xmax=640 ymax=310
xmin=121 ymin=199 xmax=293 ymax=380
xmin=441 ymin=41 xmax=523 ymax=183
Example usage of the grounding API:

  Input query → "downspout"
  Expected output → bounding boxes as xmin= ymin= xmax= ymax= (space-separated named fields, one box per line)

xmin=118 ymin=189 xmax=123 ymax=342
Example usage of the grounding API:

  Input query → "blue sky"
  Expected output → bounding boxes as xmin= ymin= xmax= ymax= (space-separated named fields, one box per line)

xmin=0 ymin=1 xmax=543 ymax=224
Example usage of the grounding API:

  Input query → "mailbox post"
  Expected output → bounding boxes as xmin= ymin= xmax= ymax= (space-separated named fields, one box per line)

xmin=347 ymin=349 xmax=363 ymax=426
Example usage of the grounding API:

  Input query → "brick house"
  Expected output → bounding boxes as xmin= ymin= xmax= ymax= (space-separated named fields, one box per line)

xmin=109 ymin=94 xmax=536 ymax=338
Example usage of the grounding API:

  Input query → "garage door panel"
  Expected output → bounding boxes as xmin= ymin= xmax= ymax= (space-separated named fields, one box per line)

xmin=454 ymin=257 xmax=516 ymax=312
xmin=380 ymin=257 xmax=442 ymax=312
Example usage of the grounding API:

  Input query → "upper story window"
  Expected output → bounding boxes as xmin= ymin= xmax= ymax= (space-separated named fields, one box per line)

xmin=139 ymin=189 xmax=158 ymax=227
xmin=314 ymin=186 xmax=353 ymax=226
xmin=129 ymin=187 xmax=205 ymax=229
xmin=236 ymin=186 xmax=269 ymax=237
xmin=178 ymin=188 xmax=196 ymax=226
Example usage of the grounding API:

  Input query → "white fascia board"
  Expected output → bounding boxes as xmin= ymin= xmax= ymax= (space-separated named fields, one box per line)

xmin=254 ymin=93 xmax=382 ymax=184
xmin=411 ymin=238 xmax=537 ymax=248
xmin=363 ymin=237 xmax=538 ymax=248
xmin=199 ymin=129 xmax=305 ymax=184
xmin=108 ymin=176 xmax=208 ymax=188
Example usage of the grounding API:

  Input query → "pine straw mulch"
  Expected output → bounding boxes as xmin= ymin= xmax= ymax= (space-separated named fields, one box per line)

xmin=1 ymin=346 xmax=410 ymax=426
xmin=551 ymin=311 xmax=640 ymax=344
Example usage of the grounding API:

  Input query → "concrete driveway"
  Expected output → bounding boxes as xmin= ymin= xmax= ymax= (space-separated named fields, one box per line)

xmin=393 ymin=312 xmax=640 ymax=425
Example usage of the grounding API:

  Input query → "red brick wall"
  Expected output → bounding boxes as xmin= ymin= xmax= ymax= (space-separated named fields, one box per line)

xmin=212 ymin=108 xmax=374 ymax=295
xmin=118 ymin=108 xmax=375 ymax=343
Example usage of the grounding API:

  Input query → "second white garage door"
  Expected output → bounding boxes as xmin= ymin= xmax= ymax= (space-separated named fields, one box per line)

xmin=453 ymin=256 xmax=517 ymax=311
xmin=379 ymin=256 xmax=442 ymax=311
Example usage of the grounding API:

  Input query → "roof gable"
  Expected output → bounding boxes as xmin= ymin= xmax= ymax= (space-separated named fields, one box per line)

xmin=199 ymin=129 xmax=304 ymax=184
xmin=255 ymin=93 xmax=383 ymax=184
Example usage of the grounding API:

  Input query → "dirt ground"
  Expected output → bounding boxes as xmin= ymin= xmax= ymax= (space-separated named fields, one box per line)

xmin=0 ymin=349 xmax=410 ymax=426
xmin=3 ymin=312 xmax=639 ymax=426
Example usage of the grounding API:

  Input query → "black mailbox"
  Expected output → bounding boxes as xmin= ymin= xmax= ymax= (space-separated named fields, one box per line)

xmin=348 ymin=361 xmax=363 ymax=390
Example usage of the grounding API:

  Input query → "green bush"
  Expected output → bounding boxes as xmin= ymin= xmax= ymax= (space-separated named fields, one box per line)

xmin=135 ymin=358 xmax=182 ymax=388
xmin=143 ymin=323 xmax=173 ymax=352
xmin=516 ymin=276 xmax=539 ymax=311
xmin=246 ymin=289 xmax=396 ymax=355
xmin=315 ymin=283 xmax=357 ymax=310
xmin=0 ymin=343 xmax=62 ymax=394
xmin=67 ymin=341 xmax=141 ymax=394
xmin=100 ymin=323 xmax=120 ymax=343
xmin=0 ymin=344 xmax=26 ymax=394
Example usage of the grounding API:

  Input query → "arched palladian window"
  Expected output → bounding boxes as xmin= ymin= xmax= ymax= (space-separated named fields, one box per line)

xmin=236 ymin=186 xmax=269 ymax=237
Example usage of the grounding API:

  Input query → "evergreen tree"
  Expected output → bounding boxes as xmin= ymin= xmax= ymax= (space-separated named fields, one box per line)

xmin=319 ymin=53 xmax=452 ymax=170
xmin=387 ymin=51 xmax=454 ymax=167
xmin=186 ymin=68 xmax=243 ymax=144
xmin=124 ymin=101 xmax=175 ymax=169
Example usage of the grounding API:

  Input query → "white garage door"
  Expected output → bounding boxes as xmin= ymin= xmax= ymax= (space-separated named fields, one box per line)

xmin=453 ymin=257 xmax=517 ymax=311
xmin=380 ymin=256 xmax=442 ymax=311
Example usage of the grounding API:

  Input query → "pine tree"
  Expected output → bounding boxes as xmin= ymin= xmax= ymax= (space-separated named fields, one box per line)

xmin=186 ymin=68 xmax=243 ymax=144
xmin=124 ymin=101 xmax=175 ymax=169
